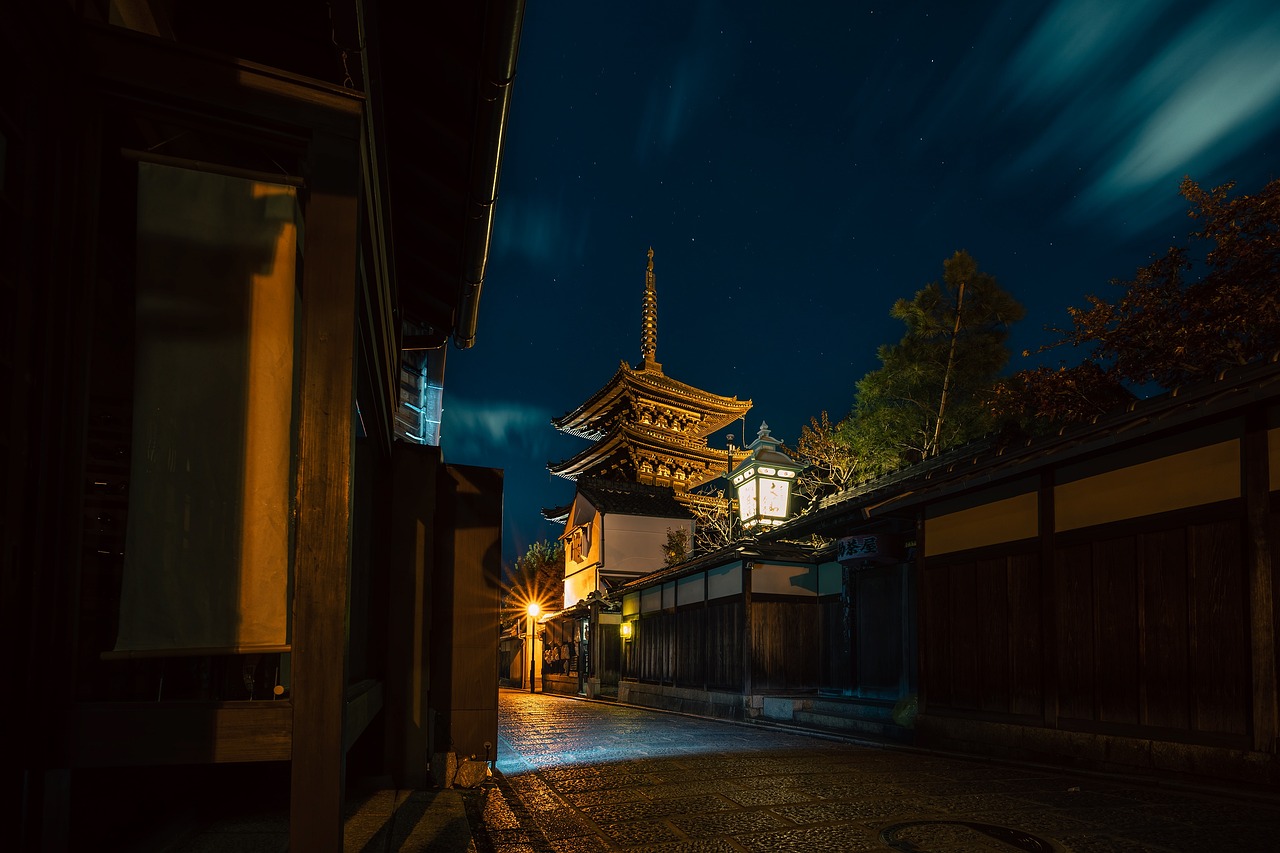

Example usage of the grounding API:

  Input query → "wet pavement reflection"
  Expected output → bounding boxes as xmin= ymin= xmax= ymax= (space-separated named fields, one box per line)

xmin=475 ymin=689 xmax=1280 ymax=852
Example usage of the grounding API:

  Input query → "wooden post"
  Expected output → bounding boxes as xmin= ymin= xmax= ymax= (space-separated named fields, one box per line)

xmin=289 ymin=130 xmax=360 ymax=853
xmin=1244 ymin=414 xmax=1278 ymax=752
xmin=429 ymin=464 xmax=502 ymax=775
xmin=386 ymin=442 xmax=442 ymax=787
xmin=742 ymin=560 xmax=754 ymax=704
xmin=1040 ymin=469 xmax=1059 ymax=730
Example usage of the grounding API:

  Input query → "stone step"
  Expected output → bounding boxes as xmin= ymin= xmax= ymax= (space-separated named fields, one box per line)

xmin=791 ymin=709 xmax=913 ymax=743
xmin=808 ymin=697 xmax=898 ymax=722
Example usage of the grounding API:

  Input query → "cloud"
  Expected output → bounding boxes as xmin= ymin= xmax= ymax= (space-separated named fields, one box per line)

xmin=492 ymin=192 xmax=587 ymax=265
xmin=1089 ymin=4 xmax=1280 ymax=198
xmin=1000 ymin=0 xmax=1280 ymax=231
xmin=1005 ymin=0 xmax=1173 ymax=105
xmin=439 ymin=397 xmax=557 ymax=463
xmin=634 ymin=2 xmax=742 ymax=160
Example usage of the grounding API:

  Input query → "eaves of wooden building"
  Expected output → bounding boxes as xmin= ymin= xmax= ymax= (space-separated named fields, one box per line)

xmin=3 ymin=2 xmax=524 ymax=849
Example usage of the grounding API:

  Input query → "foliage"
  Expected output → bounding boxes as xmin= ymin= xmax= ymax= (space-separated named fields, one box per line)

xmin=689 ymin=498 xmax=734 ymax=554
xmin=994 ymin=176 xmax=1280 ymax=426
xmin=989 ymin=360 xmax=1134 ymax=430
xmin=502 ymin=539 xmax=564 ymax=625
xmin=781 ymin=411 xmax=859 ymax=509
xmin=845 ymin=251 xmax=1024 ymax=474
xmin=663 ymin=527 xmax=690 ymax=567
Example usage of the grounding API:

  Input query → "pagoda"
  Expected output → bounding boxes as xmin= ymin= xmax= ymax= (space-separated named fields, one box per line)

xmin=548 ymin=249 xmax=753 ymax=518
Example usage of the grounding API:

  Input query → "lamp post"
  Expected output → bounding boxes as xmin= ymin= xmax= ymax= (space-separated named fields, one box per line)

xmin=526 ymin=602 xmax=541 ymax=693
xmin=725 ymin=433 xmax=735 ymax=541
xmin=729 ymin=422 xmax=804 ymax=531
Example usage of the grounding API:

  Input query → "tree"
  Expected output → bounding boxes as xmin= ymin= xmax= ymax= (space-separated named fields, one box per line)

xmin=989 ymin=360 xmax=1134 ymax=429
xmin=994 ymin=176 xmax=1280 ymax=425
xmin=502 ymin=539 xmax=564 ymax=626
xmin=845 ymin=251 xmax=1024 ymax=475
xmin=690 ymin=497 xmax=734 ymax=554
xmin=782 ymin=411 xmax=859 ymax=509
xmin=663 ymin=527 xmax=690 ymax=567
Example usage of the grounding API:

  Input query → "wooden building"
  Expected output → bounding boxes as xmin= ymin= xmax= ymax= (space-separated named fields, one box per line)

xmin=616 ymin=542 xmax=843 ymax=720
xmin=556 ymin=477 xmax=694 ymax=607
xmin=614 ymin=354 xmax=1280 ymax=787
xmin=5 ymin=2 xmax=523 ymax=850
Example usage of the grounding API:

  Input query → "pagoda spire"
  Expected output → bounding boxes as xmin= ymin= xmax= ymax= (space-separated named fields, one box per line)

xmin=641 ymin=247 xmax=660 ymax=371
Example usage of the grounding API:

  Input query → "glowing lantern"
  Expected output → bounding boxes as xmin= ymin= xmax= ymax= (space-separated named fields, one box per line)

xmin=729 ymin=422 xmax=803 ymax=529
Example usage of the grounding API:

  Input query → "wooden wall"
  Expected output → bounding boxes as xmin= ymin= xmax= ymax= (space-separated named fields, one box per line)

xmin=818 ymin=595 xmax=850 ymax=693
xmin=921 ymin=511 xmax=1253 ymax=746
xmin=623 ymin=594 xmax=825 ymax=693
xmin=752 ymin=599 xmax=820 ymax=691
xmin=923 ymin=551 xmax=1042 ymax=719
xmin=626 ymin=598 xmax=743 ymax=690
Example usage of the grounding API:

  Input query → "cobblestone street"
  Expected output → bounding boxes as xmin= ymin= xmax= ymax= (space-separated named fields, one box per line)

xmin=473 ymin=689 xmax=1280 ymax=852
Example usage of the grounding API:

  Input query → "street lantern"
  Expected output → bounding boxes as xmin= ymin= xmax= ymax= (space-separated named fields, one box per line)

xmin=729 ymin=422 xmax=803 ymax=529
xmin=526 ymin=602 xmax=541 ymax=693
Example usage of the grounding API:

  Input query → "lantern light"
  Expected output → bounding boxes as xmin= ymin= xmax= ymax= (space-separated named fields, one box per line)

xmin=729 ymin=422 xmax=804 ymax=529
xmin=619 ymin=621 xmax=633 ymax=639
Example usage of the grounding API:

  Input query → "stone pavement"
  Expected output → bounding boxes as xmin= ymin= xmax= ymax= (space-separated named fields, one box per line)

xmin=146 ymin=782 xmax=476 ymax=852
xmin=472 ymin=688 xmax=1280 ymax=852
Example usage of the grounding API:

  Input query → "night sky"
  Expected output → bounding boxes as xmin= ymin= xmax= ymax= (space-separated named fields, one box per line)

xmin=440 ymin=0 xmax=1280 ymax=566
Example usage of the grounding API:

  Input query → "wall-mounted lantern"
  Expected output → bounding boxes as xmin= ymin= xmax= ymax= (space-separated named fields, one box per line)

xmin=729 ymin=422 xmax=804 ymax=529
xmin=619 ymin=621 xmax=633 ymax=640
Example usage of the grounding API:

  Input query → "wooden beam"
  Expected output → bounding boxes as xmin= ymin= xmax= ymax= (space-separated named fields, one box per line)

xmin=55 ymin=703 xmax=292 ymax=767
xmin=742 ymin=560 xmax=754 ymax=698
xmin=343 ymin=679 xmax=385 ymax=754
xmin=1040 ymin=469 xmax=1059 ymax=730
xmin=82 ymin=23 xmax=363 ymax=138
xmin=1244 ymin=414 xmax=1278 ymax=752
xmin=289 ymin=128 xmax=360 ymax=853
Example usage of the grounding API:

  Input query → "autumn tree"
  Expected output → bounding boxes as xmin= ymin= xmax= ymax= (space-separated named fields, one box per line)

xmin=782 ymin=411 xmax=858 ymax=509
xmin=502 ymin=539 xmax=564 ymax=626
xmin=989 ymin=361 xmax=1134 ymax=429
xmin=845 ymin=251 xmax=1024 ymax=475
xmin=995 ymin=176 xmax=1280 ymax=426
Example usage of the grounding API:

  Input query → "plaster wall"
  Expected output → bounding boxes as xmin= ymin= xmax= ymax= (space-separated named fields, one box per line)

xmin=602 ymin=513 xmax=691 ymax=576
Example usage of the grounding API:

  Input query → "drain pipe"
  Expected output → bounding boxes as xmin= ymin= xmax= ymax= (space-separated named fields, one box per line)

xmin=455 ymin=0 xmax=525 ymax=350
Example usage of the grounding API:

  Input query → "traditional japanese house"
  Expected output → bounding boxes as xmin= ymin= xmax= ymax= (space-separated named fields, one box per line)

xmin=621 ymin=353 xmax=1280 ymax=787
xmin=7 ymin=2 xmax=523 ymax=849
xmin=542 ymin=477 xmax=693 ymax=698
xmin=610 ymin=351 xmax=1280 ymax=786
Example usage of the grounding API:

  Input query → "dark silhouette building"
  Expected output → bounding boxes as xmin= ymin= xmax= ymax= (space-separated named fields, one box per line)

xmin=4 ymin=2 xmax=524 ymax=849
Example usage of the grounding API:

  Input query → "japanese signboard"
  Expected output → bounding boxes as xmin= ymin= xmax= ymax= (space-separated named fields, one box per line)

xmin=837 ymin=533 xmax=901 ymax=565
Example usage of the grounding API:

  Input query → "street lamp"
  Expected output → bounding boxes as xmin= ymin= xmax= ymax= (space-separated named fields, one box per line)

xmin=729 ymin=422 xmax=804 ymax=530
xmin=526 ymin=602 xmax=541 ymax=693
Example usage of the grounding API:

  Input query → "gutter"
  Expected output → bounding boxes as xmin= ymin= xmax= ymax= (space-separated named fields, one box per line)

xmin=456 ymin=0 xmax=525 ymax=349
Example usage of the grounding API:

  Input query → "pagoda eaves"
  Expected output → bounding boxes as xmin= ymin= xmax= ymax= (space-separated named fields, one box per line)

xmin=552 ymin=359 xmax=751 ymax=442
xmin=549 ymin=421 xmax=752 ymax=491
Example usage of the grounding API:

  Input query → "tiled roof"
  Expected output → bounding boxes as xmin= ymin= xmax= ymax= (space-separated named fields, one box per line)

xmin=769 ymin=352 xmax=1280 ymax=540
xmin=575 ymin=477 xmax=694 ymax=519
xmin=615 ymin=540 xmax=828 ymax=591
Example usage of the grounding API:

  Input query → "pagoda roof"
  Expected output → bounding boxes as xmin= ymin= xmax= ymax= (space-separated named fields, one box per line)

xmin=548 ymin=421 xmax=752 ymax=489
xmin=574 ymin=477 xmax=694 ymax=519
xmin=552 ymin=360 xmax=751 ymax=440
